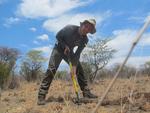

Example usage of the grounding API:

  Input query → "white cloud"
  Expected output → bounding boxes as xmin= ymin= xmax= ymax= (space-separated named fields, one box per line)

xmin=34 ymin=46 xmax=52 ymax=53
xmin=106 ymin=28 xmax=150 ymax=67
xmin=139 ymin=33 xmax=150 ymax=46
xmin=29 ymin=27 xmax=37 ymax=32
xmin=33 ymin=40 xmax=40 ymax=45
xmin=37 ymin=34 xmax=49 ymax=41
xmin=107 ymin=29 xmax=137 ymax=57
xmin=4 ymin=17 xmax=20 ymax=27
xmin=107 ymin=56 xmax=150 ymax=68
xmin=128 ymin=56 xmax=150 ymax=67
xmin=33 ymin=34 xmax=49 ymax=45
xmin=43 ymin=12 xmax=110 ymax=33
xmin=17 ymin=0 xmax=92 ymax=19
xmin=144 ymin=15 xmax=150 ymax=23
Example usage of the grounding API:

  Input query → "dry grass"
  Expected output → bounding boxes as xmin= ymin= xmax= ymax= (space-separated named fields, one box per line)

xmin=0 ymin=76 xmax=150 ymax=113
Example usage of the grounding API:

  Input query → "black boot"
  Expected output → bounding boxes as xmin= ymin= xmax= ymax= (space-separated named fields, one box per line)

xmin=83 ymin=89 xmax=98 ymax=98
xmin=37 ymin=95 xmax=46 ymax=105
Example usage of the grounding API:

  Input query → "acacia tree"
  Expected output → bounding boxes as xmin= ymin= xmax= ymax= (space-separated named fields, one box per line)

xmin=0 ymin=47 xmax=19 ymax=88
xmin=0 ymin=47 xmax=19 ymax=69
xmin=81 ymin=39 xmax=116 ymax=82
xmin=20 ymin=50 xmax=46 ymax=82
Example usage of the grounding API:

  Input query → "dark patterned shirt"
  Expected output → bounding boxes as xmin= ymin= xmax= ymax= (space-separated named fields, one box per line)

xmin=56 ymin=25 xmax=88 ymax=65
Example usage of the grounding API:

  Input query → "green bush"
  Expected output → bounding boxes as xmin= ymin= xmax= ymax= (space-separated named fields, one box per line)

xmin=0 ymin=62 xmax=10 ymax=89
xmin=20 ymin=50 xmax=46 ymax=82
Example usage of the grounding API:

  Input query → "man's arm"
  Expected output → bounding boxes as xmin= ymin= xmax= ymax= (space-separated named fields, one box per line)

xmin=56 ymin=28 xmax=70 ymax=55
xmin=69 ymin=46 xmax=84 ymax=67
xmin=69 ymin=45 xmax=85 ymax=78
xmin=56 ymin=28 xmax=67 ymax=50
xmin=70 ymin=39 xmax=88 ymax=79
xmin=71 ymin=39 xmax=88 ymax=66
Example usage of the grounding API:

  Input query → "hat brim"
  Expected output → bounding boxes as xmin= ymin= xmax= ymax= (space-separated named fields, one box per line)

xmin=80 ymin=22 xmax=96 ymax=34
xmin=91 ymin=27 xmax=96 ymax=34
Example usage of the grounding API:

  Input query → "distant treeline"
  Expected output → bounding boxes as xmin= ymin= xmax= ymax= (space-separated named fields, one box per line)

xmin=0 ymin=39 xmax=149 ymax=89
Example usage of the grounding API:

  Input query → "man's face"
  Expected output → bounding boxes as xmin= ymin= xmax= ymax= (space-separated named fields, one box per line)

xmin=81 ymin=22 xmax=94 ymax=35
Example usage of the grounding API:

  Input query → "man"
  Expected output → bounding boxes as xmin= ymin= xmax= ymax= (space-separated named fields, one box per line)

xmin=37 ymin=19 xmax=98 ymax=105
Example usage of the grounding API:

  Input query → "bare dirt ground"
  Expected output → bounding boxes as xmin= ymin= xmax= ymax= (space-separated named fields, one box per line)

xmin=0 ymin=76 xmax=150 ymax=113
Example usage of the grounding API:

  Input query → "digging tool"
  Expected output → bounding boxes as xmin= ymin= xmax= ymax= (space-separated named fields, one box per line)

xmin=69 ymin=60 xmax=99 ymax=104
xmin=68 ymin=56 xmax=80 ymax=104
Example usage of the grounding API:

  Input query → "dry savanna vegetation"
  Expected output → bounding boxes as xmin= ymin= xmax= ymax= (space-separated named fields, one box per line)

xmin=0 ymin=42 xmax=150 ymax=113
xmin=0 ymin=76 xmax=150 ymax=113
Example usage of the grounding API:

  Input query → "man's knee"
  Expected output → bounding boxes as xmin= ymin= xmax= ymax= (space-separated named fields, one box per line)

xmin=41 ymin=67 xmax=56 ymax=84
xmin=45 ymin=68 xmax=56 ymax=79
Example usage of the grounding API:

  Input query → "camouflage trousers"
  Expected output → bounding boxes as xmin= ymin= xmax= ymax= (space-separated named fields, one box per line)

xmin=38 ymin=46 xmax=88 ymax=98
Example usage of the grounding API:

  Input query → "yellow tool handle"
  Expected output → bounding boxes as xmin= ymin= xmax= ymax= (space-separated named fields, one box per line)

xmin=71 ymin=74 xmax=79 ymax=92
xmin=69 ymin=62 xmax=79 ymax=95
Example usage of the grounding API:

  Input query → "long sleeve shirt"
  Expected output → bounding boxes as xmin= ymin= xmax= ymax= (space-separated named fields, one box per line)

xmin=56 ymin=25 xmax=88 ymax=66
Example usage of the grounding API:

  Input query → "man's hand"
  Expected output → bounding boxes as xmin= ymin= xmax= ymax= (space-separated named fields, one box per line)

xmin=64 ymin=45 xmax=70 ymax=55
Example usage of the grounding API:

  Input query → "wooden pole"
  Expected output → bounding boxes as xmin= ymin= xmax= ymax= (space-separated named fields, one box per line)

xmin=91 ymin=17 xmax=150 ymax=113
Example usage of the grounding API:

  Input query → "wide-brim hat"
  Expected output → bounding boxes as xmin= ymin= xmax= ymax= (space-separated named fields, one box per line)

xmin=81 ymin=19 xmax=96 ymax=34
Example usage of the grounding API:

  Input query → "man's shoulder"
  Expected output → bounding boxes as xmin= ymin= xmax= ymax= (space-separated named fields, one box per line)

xmin=62 ymin=24 xmax=78 ymax=30
xmin=58 ymin=24 xmax=77 ymax=32
xmin=65 ymin=24 xmax=79 ymax=28
xmin=59 ymin=25 xmax=79 ymax=34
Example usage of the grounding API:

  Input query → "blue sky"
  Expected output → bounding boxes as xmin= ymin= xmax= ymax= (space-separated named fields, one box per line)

xmin=0 ymin=0 xmax=150 ymax=69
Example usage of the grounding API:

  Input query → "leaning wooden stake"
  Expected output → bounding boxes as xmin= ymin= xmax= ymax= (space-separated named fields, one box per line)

xmin=91 ymin=17 xmax=150 ymax=113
